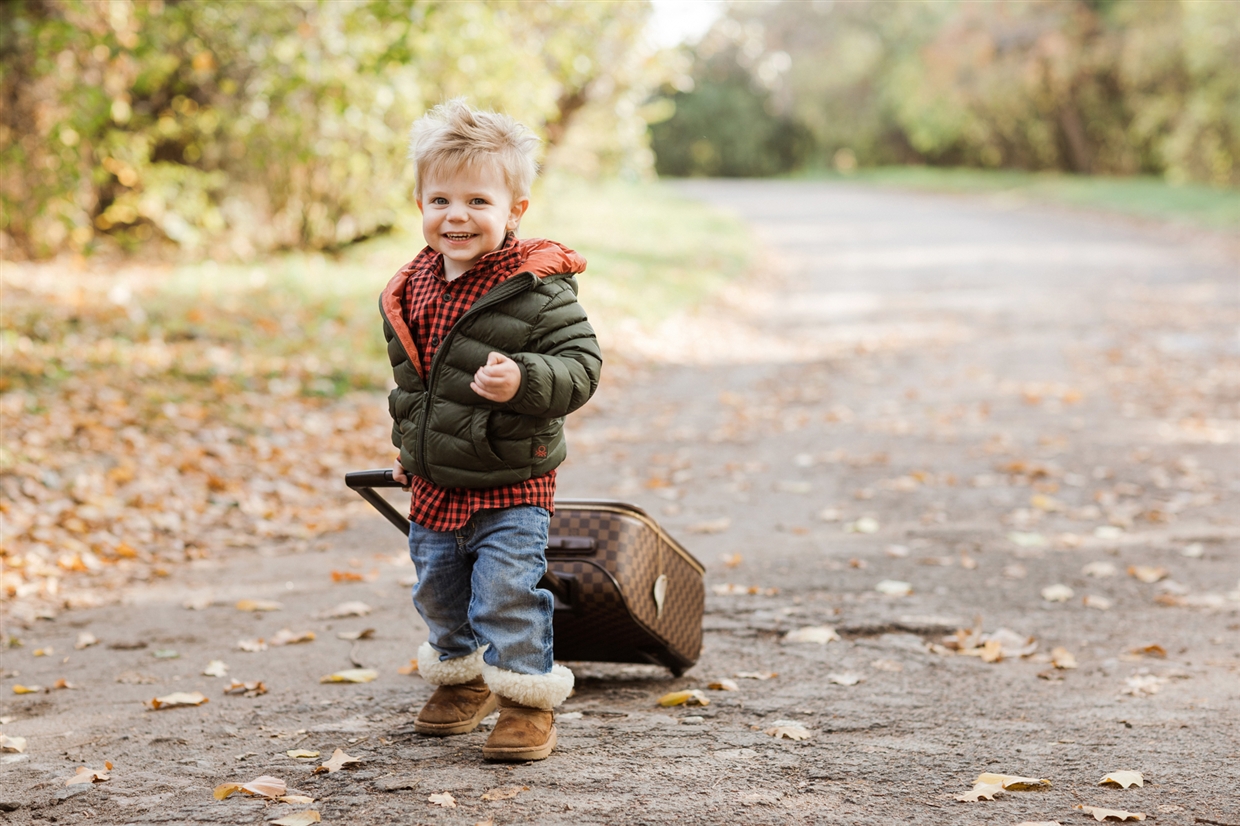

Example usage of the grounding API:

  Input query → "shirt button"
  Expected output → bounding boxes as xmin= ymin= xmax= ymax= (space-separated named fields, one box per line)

xmin=443 ymin=292 xmax=452 ymax=301
xmin=431 ymin=334 xmax=440 ymax=346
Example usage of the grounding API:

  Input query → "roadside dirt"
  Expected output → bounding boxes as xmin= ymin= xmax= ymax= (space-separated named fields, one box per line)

xmin=2 ymin=182 xmax=1238 ymax=825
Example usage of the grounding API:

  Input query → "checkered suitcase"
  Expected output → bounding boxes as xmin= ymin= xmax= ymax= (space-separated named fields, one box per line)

xmin=345 ymin=470 xmax=705 ymax=676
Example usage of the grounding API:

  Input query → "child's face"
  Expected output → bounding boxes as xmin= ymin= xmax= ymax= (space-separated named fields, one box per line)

xmin=417 ymin=161 xmax=529 ymax=281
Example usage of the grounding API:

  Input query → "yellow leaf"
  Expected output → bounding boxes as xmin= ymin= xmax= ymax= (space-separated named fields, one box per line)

xmin=235 ymin=599 xmax=283 ymax=612
xmin=320 ymin=601 xmax=372 ymax=618
xmin=278 ymin=795 xmax=316 ymax=804
xmin=222 ymin=775 xmax=287 ymax=799
xmin=480 ymin=785 xmax=528 ymax=801
xmin=12 ymin=684 xmax=43 ymax=694
xmin=735 ymin=671 xmax=777 ymax=680
xmin=658 ymin=690 xmax=709 ymax=707
xmin=0 ymin=734 xmax=27 ymax=753
xmin=319 ymin=668 xmax=378 ymax=684
xmin=706 ymin=679 xmax=738 ymax=691
xmin=287 ymin=750 xmax=320 ymax=759
xmin=957 ymin=782 xmax=1004 ymax=802
xmin=336 ymin=628 xmax=375 ymax=641
xmin=313 ymin=748 xmax=361 ymax=774
xmin=974 ymin=773 xmax=1050 ymax=790
xmin=213 ymin=783 xmax=243 ymax=800
xmin=223 ymin=679 xmax=267 ymax=697
xmin=764 ymin=723 xmax=811 ymax=741
xmin=202 ymin=660 xmax=229 ymax=677
xmin=1099 ymin=771 xmax=1143 ymax=789
xmin=1127 ymin=566 xmax=1167 ymax=584
xmin=1074 ymin=804 xmax=1145 ymax=821
xmin=269 ymin=628 xmax=315 ymax=646
xmin=270 ymin=813 xmax=321 ymax=826
xmin=396 ymin=659 xmax=419 ymax=675
xmin=428 ymin=792 xmax=457 ymax=808
xmin=1051 ymin=647 xmax=1078 ymax=669
xmin=74 ymin=632 xmax=98 ymax=650
xmin=237 ymin=638 xmax=267 ymax=652
xmin=65 ymin=766 xmax=110 ymax=785
xmin=149 ymin=691 xmax=209 ymax=709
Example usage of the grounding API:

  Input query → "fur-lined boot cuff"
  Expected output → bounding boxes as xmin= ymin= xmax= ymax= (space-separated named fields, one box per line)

xmin=481 ymin=663 xmax=574 ymax=710
xmin=417 ymin=642 xmax=488 ymax=686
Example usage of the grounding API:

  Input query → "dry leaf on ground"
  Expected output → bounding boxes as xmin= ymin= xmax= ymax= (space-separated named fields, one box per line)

xmin=1041 ymin=584 xmax=1074 ymax=602
xmin=1051 ymin=647 xmax=1078 ymax=669
xmin=711 ymin=583 xmax=779 ymax=596
xmin=1129 ymin=644 xmax=1166 ymax=658
xmin=65 ymin=766 xmax=110 ymax=785
xmin=1127 ymin=566 xmax=1168 ymax=584
xmin=74 ymin=632 xmax=98 ymax=649
xmin=1082 ymin=561 xmax=1118 ymax=577
xmin=846 ymin=517 xmax=880 ymax=533
xmin=474 ymin=819 xmax=496 ymax=826
xmin=13 ymin=684 xmax=44 ymax=694
xmin=1122 ymin=675 xmax=1165 ymax=696
xmin=314 ymin=748 xmax=361 ymax=774
xmin=279 ymin=795 xmax=316 ymax=805
xmin=321 ymin=601 xmax=372 ymax=618
xmin=213 ymin=775 xmax=287 ymax=800
xmin=428 ymin=792 xmax=457 ymax=808
xmin=0 ymin=734 xmax=27 ymax=753
xmin=658 ymin=690 xmax=709 ymax=707
xmin=202 ymin=660 xmax=229 ymax=678
xmin=1083 ymin=594 xmax=1114 ymax=610
xmin=875 ymin=579 xmax=912 ymax=596
xmin=223 ymin=679 xmax=267 ymax=698
xmin=975 ymin=772 xmax=1050 ymax=790
xmin=1099 ymin=771 xmax=1143 ymax=788
xmin=319 ymin=668 xmax=378 ymax=684
xmin=1015 ymin=822 xmax=1062 ymax=825
xmin=237 ymin=638 xmax=268 ymax=652
xmin=1075 ymin=804 xmax=1145 ymax=821
xmin=235 ymin=599 xmax=283 ymax=612
xmin=735 ymin=671 xmax=777 ymax=680
xmin=783 ymin=626 xmax=839 ymax=644
xmin=481 ymin=785 xmax=528 ymax=801
xmin=149 ymin=691 xmax=208 ymax=709
xmin=707 ymin=679 xmax=739 ymax=691
xmin=871 ymin=659 xmax=903 ymax=672
xmin=396 ymin=659 xmax=419 ymax=675
xmin=687 ymin=517 xmax=731 ymax=534
xmin=331 ymin=570 xmax=365 ymax=582
xmin=763 ymin=721 xmax=812 ymax=741
xmin=827 ymin=672 xmax=863 ymax=686
xmin=286 ymin=750 xmax=320 ymax=759
xmin=956 ymin=782 xmax=1004 ymax=802
xmin=722 ymin=553 xmax=743 ymax=567
xmin=270 ymin=812 xmax=321 ymax=826
xmin=269 ymin=629 xmax=315 ymax=646
xmin=336 ymin=629 xmax=375 ymax=641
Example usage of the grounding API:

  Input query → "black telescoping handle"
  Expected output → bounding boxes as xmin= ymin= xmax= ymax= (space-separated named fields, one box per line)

xmin=343 ymin=469 xmax=574 ymax=606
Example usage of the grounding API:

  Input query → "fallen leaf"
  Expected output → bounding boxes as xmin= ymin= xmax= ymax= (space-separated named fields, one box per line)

xmin=959 ymin=552 xmax=977 ymax=570
xmin=1074 ymin=804 xmax=1145 ymax=821
xmin=1083 ymin=594 xmax=1114 ymax=610
xmin=707 ymin=679 xmax=739 ymax=691
xmin=1008 ymin=531 xmax=1048 ymax=548
xmin=658 ymin=689 xmax=710 ymax=707
xmin=331 ymin=570 xmax=366 ymax=582
xmin=474 ymin=819 xmax=496 ymax=826
xmin=1129 ymin=644 xmax=1166 ymax=658
xmin=1127 ymin=565 xmax=1168 ymax=584
xmin=735 ymin=671 xmax=777 ymax=680
xmin=235 ymin=599 xmax=283 ymax=612
xmin=223 ymin=679 xmax=267 ymax=698
xmin=319 ymin=668 xmax=378 ymax=684
xmin=875 ymin=580 xmax=912 ymax=597
xmin=237 ymin=638 xmax=267 ymax=652
xmin=270 ymin=812 xmax=321 ymax=826
xmin=722 ymin=553 xmax=743 ymax=568
xmin=213 ymin=775 xmax=287 ymax=800
xmin=152 ymin=649 xmax=179 ymax=659
xmin=336 ymin=628 xmax=375 ymax=641
xmin=957 ymin=782 xmax=1004 ymax=802
xmin=1122 ymin=675 xmax=1165 ymax=696
xmin=74 ymin=632 xmax=98 ymax=650
xmin=1051 ymin=647 xmax=1078 ymax=669
xmin=314 ymin=748 xmax=361 ymax=774
xmin=279 ymin=795 xmax=316 ymax=804
xmin=65 ymin=766 xmax=109 ymax=785
xmin=480 ymin=785 xmax=528 ymax=801
xmin=846 ymin=517 xmax=880 ymax=533
xmin=1082 ymin=561 xmax=1118 ymax=577
xmin=687 ymin=517 xmax=731 ymax=534
xmin=975 ymin=772 xmax=1050 ymax=790
xmin=428 ymin=792 xmax=457 ymax=808
xmin=52 ymin=678 xmax=74 ymax=690
xmin=396 ymin=659 xmax=419 ymax=675
xmin=1015 ymin=821 xmax=1062 ymax=825
xmin=321 ymin=601 xmax=372 ymax=619
xmin=763 ymin=721 xmax=812 ymax=740
xmin=711 ymin=583 xmax=779 ymax=596
xmin=1041 ymin=584 xmax=1074 ymax=602
xmin=1094 ymin=526 xmax=1125 ymax=540
xmin=269 ymin=629 xmax=315 ymax=646
xmin=1099 ymin=770 xmax=1143 ymax=789
xmin=33 ymin=647 xmax=53 ymax=657
xmin=783 ymin=626 xmax=839 ymax=644
xmin=182 ymin=595 xmax=213 ymax=610
xmin=0 ymin=734 xmax=27 ymax=753
xmin=149 ymin=691 xmax=209 ymax=709
xmin=1181 ymin=543 xmax=1204 ymax=558
xmin=827 ymin=672 xmax=863 ymax=686
xmin=202 ymin=660 xmax=229 ymax=677
xmin=871 ymin=659 xmax=903 ymax=672
xmin=287 ymin=750 xmax=320 ymax=759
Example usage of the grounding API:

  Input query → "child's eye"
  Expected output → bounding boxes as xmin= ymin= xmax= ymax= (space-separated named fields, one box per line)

xmin=431 ymin=197 xmax=448 ymax=205
xmin=470 ymin=198 xmax=488 ymax=206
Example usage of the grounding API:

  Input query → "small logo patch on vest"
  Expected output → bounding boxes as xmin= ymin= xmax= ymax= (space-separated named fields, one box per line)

xmin=535 ymin=445 xmax=548 ymax=458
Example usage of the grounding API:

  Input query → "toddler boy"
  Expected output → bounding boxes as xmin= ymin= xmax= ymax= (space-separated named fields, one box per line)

xmin=380 ymin=100 xmax=601 ymax=761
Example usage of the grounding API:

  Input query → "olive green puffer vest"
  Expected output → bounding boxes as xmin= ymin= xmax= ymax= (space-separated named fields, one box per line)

xmin=380 ymin=241 xmax=601 ymax=489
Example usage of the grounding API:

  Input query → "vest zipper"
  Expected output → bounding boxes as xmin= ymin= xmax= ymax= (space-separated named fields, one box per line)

xmin=416 ymin=273 xmax=537 ymax=483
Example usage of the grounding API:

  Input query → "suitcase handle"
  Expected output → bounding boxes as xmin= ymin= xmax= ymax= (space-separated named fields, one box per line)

xmin=344 ymin=468 xmax=575 ymax=605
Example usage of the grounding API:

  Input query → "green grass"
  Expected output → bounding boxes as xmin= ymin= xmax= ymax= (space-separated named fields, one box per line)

xmin=804 ymin=166 xmax=1240 ymax=231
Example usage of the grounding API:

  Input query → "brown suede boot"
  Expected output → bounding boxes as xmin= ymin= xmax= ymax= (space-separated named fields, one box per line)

xmin=481 ymin=696 xmax=557 ymax=762
xmin=414 ymin=676 xmax=498 ymax=736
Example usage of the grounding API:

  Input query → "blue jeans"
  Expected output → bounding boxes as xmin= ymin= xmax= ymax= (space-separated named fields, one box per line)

xmin=408 ymin=506 xmax=553 ymax=676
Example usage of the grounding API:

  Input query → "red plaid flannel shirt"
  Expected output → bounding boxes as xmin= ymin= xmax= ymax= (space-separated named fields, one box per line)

xmin=401 ymin=235 xmax=555 ymax=531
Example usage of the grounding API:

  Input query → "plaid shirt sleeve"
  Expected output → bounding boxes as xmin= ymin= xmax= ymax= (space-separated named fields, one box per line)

xmin=401 ymin=236 xmax=556 ymax=532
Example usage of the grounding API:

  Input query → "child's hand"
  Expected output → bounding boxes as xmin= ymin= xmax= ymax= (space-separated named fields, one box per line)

xmin=392 ymin=457 xmax=410 ymax=488
xmin=471 ymin=352 xmax=521 ymax=403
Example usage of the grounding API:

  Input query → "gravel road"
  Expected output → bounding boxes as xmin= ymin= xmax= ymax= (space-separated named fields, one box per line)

xmin=2 ymin=180 xmax=1238 ymax=826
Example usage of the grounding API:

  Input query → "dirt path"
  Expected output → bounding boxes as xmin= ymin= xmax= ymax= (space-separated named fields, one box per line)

xmin=3 ymin=182 xmax=1238 ymax=825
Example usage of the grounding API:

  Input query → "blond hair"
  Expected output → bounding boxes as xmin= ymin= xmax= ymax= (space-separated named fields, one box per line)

xmin=408 ymin=99 xmax=540 ymax=202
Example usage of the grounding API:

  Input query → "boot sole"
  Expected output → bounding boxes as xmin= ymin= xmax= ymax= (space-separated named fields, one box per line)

xmin=414 ymin=692 xmax=498 ymax=737
xmin=482 ymin=725 xmax=557 ymax=762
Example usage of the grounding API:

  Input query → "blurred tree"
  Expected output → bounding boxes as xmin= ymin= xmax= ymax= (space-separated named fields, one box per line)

xmin=0 ymin=0 xmax=662 ymax=260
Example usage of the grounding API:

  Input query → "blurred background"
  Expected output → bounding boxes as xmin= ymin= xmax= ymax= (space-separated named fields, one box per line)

xmin=1 ymin=0 xmax=1238 ymax=611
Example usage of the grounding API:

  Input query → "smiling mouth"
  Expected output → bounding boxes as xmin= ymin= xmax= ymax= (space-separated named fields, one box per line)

xmin=443 ymin=233 xmax=475 ymax=241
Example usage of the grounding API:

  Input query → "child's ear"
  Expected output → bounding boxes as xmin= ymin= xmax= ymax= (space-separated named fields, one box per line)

xmin=415 ymin=199 xmax=423 ymax=212
xmin=507 ymin=197 xmax=529 ymax=231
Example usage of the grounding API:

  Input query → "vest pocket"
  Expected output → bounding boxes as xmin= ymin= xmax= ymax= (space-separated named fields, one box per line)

xmin=469 ymin=407 xmax=507 ymax=469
